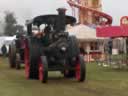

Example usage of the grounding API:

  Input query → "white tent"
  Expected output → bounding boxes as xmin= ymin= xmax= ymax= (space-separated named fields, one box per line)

xmin=67 ymin=24 xmax=104 ymax=40
xmin=0 ymin=36 xmax=16 ymax=55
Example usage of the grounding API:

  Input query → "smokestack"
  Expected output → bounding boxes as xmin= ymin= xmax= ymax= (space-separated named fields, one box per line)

xmin=55 ymin=8 xmax=67 ymax=32
xmin=26 ymin=20 xmax=32 ymax=35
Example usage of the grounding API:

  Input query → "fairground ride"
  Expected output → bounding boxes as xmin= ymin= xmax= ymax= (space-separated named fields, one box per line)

xmin=66 ymin=0 xmax=112 ymax=26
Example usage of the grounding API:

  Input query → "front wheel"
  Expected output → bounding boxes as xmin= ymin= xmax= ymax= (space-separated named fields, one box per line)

xmin=39 ymin=56 xmax=48 ymax=83
xmin=75 ymin=55 xmax=86 ymax=82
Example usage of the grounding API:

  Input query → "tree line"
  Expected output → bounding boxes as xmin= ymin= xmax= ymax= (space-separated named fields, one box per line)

xmin=2 ymin=11 xmax=24 ymax=36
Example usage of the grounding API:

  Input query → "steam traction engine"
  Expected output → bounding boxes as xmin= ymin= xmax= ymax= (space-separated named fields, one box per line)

xmin=25 ymin=8 xmax=86 ymax=83
xmin=8 ymin=31 xmax=25 ymax=69
xmin=10 ymin=8 xmax=86 ymax=83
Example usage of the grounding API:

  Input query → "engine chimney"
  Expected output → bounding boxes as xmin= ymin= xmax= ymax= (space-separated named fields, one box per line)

xmin=56 ymin=8 xmax=67 ymax=32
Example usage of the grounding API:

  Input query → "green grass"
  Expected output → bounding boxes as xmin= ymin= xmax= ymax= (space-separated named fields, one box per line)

xmin=0 ymin=57 xmax=128 ymax=96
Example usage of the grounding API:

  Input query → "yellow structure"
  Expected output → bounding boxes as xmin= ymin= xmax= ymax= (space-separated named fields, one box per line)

xmin=68 ymin=0 xmax=105 ymax=62
xmin=79 ymin=0 xmax=102 ymax=25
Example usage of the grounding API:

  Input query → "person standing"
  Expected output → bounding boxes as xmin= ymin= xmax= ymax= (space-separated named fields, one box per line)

xmin=1 ymin=44 xmax=7 ymax=57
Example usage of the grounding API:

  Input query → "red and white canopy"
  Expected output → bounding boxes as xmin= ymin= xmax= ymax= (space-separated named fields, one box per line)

xmin=96 ymin=26 xmax=128 ymax=37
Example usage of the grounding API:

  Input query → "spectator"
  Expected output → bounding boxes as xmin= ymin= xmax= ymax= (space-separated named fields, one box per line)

xmin=1 ymin=44 xmax=7 ymax=56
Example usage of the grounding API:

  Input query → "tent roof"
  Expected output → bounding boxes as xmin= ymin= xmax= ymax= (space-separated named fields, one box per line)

xmin=67 ymin=24 xmax=104 ymax=40
xmin=96 ymin=26 xmax=128 ymax=37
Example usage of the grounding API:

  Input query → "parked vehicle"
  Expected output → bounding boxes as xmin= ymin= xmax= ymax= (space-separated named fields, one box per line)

xmin=8 ymin=33 xmax=25 ymax=69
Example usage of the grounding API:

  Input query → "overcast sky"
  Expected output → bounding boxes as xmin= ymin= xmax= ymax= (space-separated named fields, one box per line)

xmin=0 ymin=0 xmax=127 ymax=25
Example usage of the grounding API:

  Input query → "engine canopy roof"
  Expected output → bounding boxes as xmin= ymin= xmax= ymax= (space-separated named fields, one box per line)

xmin=27 ymin=15 xmax=76 ymax=26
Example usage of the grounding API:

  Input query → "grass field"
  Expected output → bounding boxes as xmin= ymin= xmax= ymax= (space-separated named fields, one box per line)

xmin=0 ymin=57 xmax=128 ymax=96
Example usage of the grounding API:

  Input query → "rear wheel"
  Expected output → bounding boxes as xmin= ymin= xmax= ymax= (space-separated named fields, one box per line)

xmin=29 ymin=41 xmax=39 ymax=79
xmin=39 ymin=56 xmax=48 ymax=83
xmin=25 ymin=38 xmax=41 ymax=80
xmin=8 ymin=43 xmax=16 ymax=68
xmin=29 ymin=57 xmax=39 ymax=79
xmin=75 ymin=55 xmax=86 ymax=82
xmin=24 ymin=40 xmax=30 ymax=79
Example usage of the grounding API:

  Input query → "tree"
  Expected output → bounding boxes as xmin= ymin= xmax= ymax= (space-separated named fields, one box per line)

xmin=4 ymin=11 xmax=17 ymax=36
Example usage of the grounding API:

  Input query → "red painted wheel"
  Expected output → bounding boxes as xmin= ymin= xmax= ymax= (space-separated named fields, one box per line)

xmin=25 ymin=38 xmax=40 ymax=80
xmin=24 ymin=40 xmax=29 ymax=79
xmin=75 ymin=55 xmax=86 ymax=82
xmin=38 ymin=56 xmax=48 ymax=83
